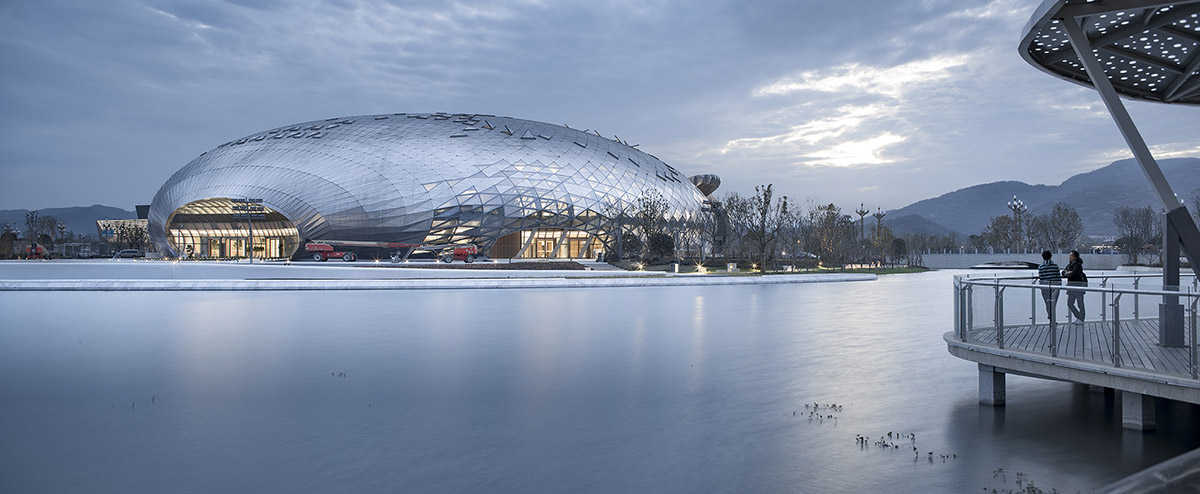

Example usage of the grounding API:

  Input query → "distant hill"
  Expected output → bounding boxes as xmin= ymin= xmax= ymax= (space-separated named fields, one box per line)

xmin=889 ymin=157 xmax=1200 ymax=236
xmin=883 ymin=214 xmax=962 ymax=238
xmin=0 ymin=205 xmax=135 ymax=237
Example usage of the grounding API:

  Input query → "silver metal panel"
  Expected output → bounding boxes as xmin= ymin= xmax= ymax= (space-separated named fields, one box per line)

xmin=149 ymin=113 xmax=711 ymax=257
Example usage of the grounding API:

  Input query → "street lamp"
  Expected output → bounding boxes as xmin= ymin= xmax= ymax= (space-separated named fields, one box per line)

xmin=872 ymin=208 xmax=886 ymax=267
xmin=1007 ymin=195 xmax=1027 ymax=253
xmin=855 ymin=203 xmax=869 ymax=242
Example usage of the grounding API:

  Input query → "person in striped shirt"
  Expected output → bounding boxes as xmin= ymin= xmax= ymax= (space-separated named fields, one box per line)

xmin=1038 ymin=250 xmax=1062 ymax=320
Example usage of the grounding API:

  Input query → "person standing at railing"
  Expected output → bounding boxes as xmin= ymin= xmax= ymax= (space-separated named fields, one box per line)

xmin=1038 ymin=250 xmax=1062 ymax=320
xmin=1062 ymin=250 xmax=1087 ymax=324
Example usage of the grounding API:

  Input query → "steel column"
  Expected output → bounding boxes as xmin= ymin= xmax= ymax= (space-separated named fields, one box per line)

xmin=1061 ymin=15 xmax=1200 ymax=282
xmin=513 ymin=230 xmax=536 ymax=259
xmin=1060 ymin=17 xmax=1181 ymax=211
xmin=550 ymin=229 xmax=569 ymax=259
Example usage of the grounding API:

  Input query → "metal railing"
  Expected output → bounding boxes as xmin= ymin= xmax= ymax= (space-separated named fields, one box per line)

xmin=954 ymin=272 xmax=1199 ymax=378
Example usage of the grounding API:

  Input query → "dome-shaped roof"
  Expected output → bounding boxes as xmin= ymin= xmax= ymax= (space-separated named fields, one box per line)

xmin=149 ymin=112 xmax=708 ymax=257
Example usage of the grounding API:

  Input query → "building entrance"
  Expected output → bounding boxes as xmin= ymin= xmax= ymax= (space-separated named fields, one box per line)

xmin=165 ymin=198 xmax=300 ymax=259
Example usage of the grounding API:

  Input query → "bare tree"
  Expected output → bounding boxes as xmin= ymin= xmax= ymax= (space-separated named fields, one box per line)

xmin=720 ymin=192 xmax=752 ymax=262
xmin=1113 ymin=205 xmax=1159 ymax=264
xmin=635 ymin=189 xmax=670 ymax=260
xmin=745 ymin=184 xmax=789 ymax=273
xmin=871 ymin=222 xmax=894 ymax=266
xmin=1048 ymin=202 xmax=1083 ymax=251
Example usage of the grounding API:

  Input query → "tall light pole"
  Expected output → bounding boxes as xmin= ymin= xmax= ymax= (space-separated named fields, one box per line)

xmin=872 ymin=208 xmax=886 ymax=266
xmin=855 ymin=203 xmax=869 ymax=242
xmin=1007 ymin=195 xmax=1027 ymax=253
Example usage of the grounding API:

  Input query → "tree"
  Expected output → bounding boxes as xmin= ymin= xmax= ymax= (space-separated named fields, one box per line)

xmin=635 ymin=189 xmax=670 ymax=260
xmin=1048 ymin=202 xmax=1083 ymax=251
xmin=981 ymin=215 xmax=1019 ymax=252
xmin=871 ymin=223 xmax=895 ymax=266
xmin=720 ymin=192 xmax=752 ymax=262
xmin=694 ymin=206 xmax=718 ymax=262
xmin=967 ymin=234 xmax=986 ymax=252
xmin=889 ymin=237 xmax=907 ymax=266
xmin=1113 ymin=205 xmax=1158 ymax=265
xmin=745 ymin=184 xmax=790 ymax=273
xmin=648 ymin=233 xmax=674 ymax=259
xmin=1027 ymin=215 xmax=1052 ymax=251
xmin=0 ymin=225 xmax=16 ymax=259
xmin=808 ymin=203 xmax=855 ymax=267
xmin=621 ymin=232 xmax=643 ymax=258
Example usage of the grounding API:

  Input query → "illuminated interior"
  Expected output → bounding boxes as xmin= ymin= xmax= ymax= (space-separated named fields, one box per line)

xmin=165 ymin=198 xmax=300 ymax=259
xmin=491 ymin=229 xmax=604 ymax=258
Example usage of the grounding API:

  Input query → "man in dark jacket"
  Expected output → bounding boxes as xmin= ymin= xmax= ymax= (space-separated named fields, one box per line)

xmin=1062 ymin=250 xmax=1087 ymax=324
xmin=1038 ymin=251 xmax=1062 ymax=320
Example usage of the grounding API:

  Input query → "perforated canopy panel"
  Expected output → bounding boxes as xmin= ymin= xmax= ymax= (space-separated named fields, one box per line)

xmin=1020 ymin=0 xmax=1200 ymax=105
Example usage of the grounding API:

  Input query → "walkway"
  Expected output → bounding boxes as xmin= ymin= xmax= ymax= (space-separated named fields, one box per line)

xmin=964 ymin=319 xmax=1193 ymax=377
xmin=946 ymin=273 xmax=1200 ymax=430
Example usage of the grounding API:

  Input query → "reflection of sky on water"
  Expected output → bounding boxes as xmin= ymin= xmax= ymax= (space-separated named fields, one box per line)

xmin=1 ymin=271 xmax=1197 ymax=493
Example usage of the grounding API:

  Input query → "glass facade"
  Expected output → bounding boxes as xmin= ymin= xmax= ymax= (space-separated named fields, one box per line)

xmin=149 ymin=113 xmax=714 ymax=259
xmin=166 ymin=199 xmax=299 ymax=259
xmin=519 ymin=229 xmax=603 ymax=258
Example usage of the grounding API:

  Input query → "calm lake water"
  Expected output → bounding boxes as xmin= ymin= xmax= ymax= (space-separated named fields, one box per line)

xmin=1 ymin=270 xmax=1197 ymax=493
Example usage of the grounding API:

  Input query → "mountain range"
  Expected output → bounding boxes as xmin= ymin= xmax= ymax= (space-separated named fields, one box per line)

xmin=0 ymin=205 xmax=135 ymax=237
xmin=887 ymin=157 xmax=1200 ymax=238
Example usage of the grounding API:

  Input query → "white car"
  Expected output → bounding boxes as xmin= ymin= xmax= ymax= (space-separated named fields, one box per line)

xmin=114 ymin=249 xmax=144 ymax=258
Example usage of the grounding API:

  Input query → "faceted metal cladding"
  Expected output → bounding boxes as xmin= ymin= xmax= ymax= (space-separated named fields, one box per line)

xmin=149 ymin=112 xmax=711 ymax=258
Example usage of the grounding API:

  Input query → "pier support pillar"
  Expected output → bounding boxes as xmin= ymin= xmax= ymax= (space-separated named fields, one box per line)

xmin=1121 ymin=392 xmax=1156 ymax=431
xmin=979 ymin=364 xmax=1005 ymax=406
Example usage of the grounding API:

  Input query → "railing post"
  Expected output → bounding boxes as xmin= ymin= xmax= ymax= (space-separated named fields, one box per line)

xmin=1100 ymin=277 xmax=1107 ymax=321
xmin=1133 ymin=277 xmax=1140 ymax=319
xmin=995 ymin=283 xmax=1005 ymax=350
xmin=1190 ymin=290 xmax=1197 ymax=379
xmin=1112 ymin=292 xmax=1123 ymax=368
xmin=955 ymin=279 xmax=964 ymax=341
xmin=967 ymin=284 xmax=974 ymax=331
xmin=1031 ymin=281 xmax=1037 ymax=325
xmin=1050 ymin=285 xmax=1058 ymax=357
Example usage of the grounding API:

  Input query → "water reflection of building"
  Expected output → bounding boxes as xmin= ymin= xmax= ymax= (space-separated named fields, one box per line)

xmin=148 ymin=113 xmax=719 ymax=260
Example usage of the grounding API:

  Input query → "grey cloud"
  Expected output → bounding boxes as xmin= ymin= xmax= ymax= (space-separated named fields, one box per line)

xmin=0 ymin=0 xmax=1196 ymax=215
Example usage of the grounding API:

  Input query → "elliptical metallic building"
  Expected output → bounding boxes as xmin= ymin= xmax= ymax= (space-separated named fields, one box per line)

xmin=148 ymin=113 xmax=717 ymax=259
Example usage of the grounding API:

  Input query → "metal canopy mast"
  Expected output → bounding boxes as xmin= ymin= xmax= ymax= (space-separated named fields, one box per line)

xmin=1019 ymin=0 xmax=1200 ymax=346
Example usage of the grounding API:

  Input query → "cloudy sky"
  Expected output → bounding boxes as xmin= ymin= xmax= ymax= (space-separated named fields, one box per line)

xmin=1 ymin=0 xmax=1197 ymax=213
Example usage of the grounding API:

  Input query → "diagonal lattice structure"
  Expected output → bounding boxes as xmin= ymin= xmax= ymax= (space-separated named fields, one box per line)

xmin=148 ymin=113 xmax=714 ymax=259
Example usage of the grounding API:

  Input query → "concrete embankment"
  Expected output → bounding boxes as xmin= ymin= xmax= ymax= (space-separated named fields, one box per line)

xmin=0 ymin=273 xmax=875 ymax=291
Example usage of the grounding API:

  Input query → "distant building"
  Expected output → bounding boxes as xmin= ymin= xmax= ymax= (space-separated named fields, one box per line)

xmin=148 ymin=113 xmax=719 ymax=260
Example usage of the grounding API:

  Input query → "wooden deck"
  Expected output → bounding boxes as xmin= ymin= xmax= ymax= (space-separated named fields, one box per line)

xmin=965 ymin=319 xmax=1195 ymax=379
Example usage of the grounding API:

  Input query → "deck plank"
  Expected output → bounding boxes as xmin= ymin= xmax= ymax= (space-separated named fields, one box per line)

xmin=963 ymin=318 xmax=1200 ymax=381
